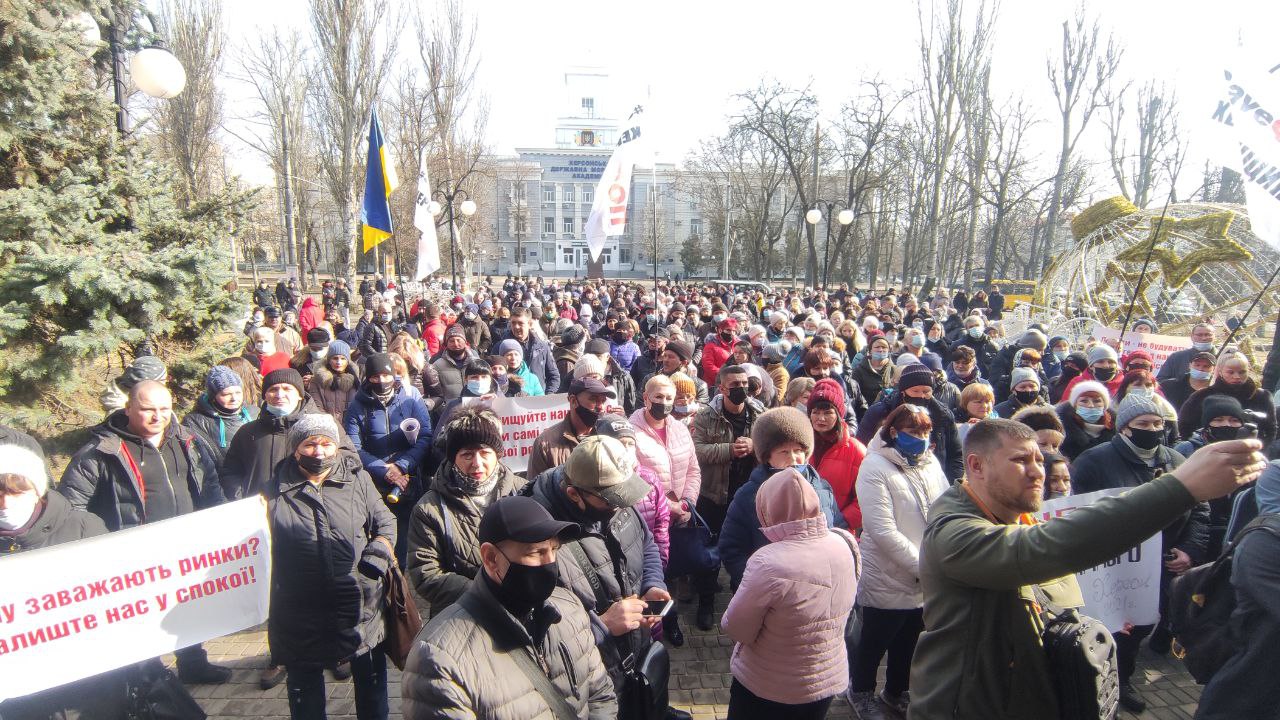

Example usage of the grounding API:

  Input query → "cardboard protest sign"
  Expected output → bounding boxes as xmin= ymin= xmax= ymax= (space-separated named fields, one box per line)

xmin=1040 ymin=488 xmax=1162 ymax=632
xmin=0 ymin=498 xmax=270 ymax=699
xmin=489 ymin=393 xmax=570 ymax=473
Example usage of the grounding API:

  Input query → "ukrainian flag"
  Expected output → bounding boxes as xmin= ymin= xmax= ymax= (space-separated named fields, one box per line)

xmin=360 ymin=109 xmax=399 ymax=253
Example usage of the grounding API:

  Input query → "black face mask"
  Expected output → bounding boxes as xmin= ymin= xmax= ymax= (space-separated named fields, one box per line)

xmin=649 ymin=401 xmax=672 ymax=420
xmin=1205 ymin=425 xmax=1246 ymax=443
xmin=574 ymin=405 xmax=600 ymax=428
xmin=1014 ymin=389 xmax=1040 ymax=405
xmin=727 ymin=386 xmax=749 ymax=405
xmin=492 ymin=556 xmax=559 ymax=617
xmin=1092 ymin=367 xmax=1117 ymax=382
xmin=368 ymin=379 xmax=395 ymax=399
xmin=719 ymin=331 xmax=735 ymax=343
xmin=613 ymin=331 xmax=628 ymax=343
xmin=1126 ymin=427 xmax=1164 ymax=450
xmin=296 ymin=453 xmax=336 ymax=476
xmin=1060 ymin=364 xmax=1082 ymax=379
xmin=904 ymin=395 xmax=930 ymax=407
xmin=580 ymin=500 xmax=616 ymax=524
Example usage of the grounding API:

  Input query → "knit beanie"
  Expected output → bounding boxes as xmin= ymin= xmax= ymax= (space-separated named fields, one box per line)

xmin=895 ymin=353 xmax=920 ymax=367
xmin=263 ymin=368 xmax=305 ymax=396
xmin=287 ymin=413 xmax=341 ymax=453
xmin=559 ymin=324 xmax=587 ymax=348
xmin=444 ymin=323 xmax=467 ymax=342
xmin=574 ymin=354 xmax=606 ymax=379
xmin=119 ymin=355 xmax=167 ymax=390
xmin=751 ymin=407 xmax=814 ymax=464
xmin=897 ymin=364 xmax=934 ymax=392
xmin=670 ymin=372 xmax=696 ymax=398
xmin=666 ymin=340 xmax=693 ymax=363
xmin=328 ymin=340 xmax=352 ymax=360
xmin=0 ymin=444 xmax=48 ymax=496
xmin=206 ymin=365 xmax=242 ymax=396
xmin=1201 ymin=395 xmax=1247 ymax=429
xmin=1087 ymin=344 xmax=1119 ymax=366
xmin=808 ymin=378 xmax=846 ymax=413
xmin=1010 ymin=367 xmax=1040 ymax=390
xmin=443 ymin=408 xmax=504 ymax=460
xmin=364 ymin=353 xmax=396 ymax=379
xmin=1067 ymin=380 xmax=1111 ymax=407
xmin=762 ymin=342 xmax=788 ymax=364
xmin=496 ymin=339 xmax=524 ymax=359
xmin=1019 ymin=329 xmax=1048 ymax=352
xmin=1115 ymin=394 xmax=1161 ymax=430
xmin=919 ymin=352 xmax=944 ymax=372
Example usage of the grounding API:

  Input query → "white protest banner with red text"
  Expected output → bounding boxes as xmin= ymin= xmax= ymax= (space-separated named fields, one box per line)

xmin=487 ymin=393 xmax=569 ymax=473
xmin=0 ymin=498 xmax=270 ymax=700
xmin=1040 ymin=488 xmax=1162 ymax=633
xmin=1091 ymin=324 xmax=1192 ymax=374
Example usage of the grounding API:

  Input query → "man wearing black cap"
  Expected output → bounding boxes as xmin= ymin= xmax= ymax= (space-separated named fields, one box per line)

xmin=290 ymin=327 xmax=332 ymax=380
xmin=525 ymin=377 xmax=616 ymax=480
xmin=404 ymin=496 xmax=616 ymax=719
xmin=630 ymin=326 xmax=668 ymax=389
xmin=525 ymin=437 xmax=686 ymax=720
xmin=646 ymin=338 xmax=709 ymax=403
xmin=429 ymin=324 xmax=479 ymax=402
xmin=1159 ymin=350 xmax=1216 ymax=412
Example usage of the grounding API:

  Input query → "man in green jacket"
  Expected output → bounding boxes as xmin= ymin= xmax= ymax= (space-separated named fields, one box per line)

xmin=908 ymin=418 xmax=1265 ymax=720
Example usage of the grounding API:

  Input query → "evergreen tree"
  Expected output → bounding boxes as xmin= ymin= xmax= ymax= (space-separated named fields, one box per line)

xmin=0 ymin=0 xmax=255 ymax=429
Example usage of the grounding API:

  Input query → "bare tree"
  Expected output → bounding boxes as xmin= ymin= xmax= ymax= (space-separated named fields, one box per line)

xmin=970 ymin=98 xmax=1051 ymax=284
xmin=309 ymin=0 xmax=394 ymax=280
xmin=1104 ymin=79 xmax=1184 ymax=208
xmin=153 ymin=0 xmax=225 ymax=207
xmin=1041 ymin=6 xmax=1122 ymax=269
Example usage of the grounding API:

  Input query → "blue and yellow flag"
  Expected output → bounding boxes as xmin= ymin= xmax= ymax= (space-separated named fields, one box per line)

xmin=360 ymin=109 xmax=399 ymax=253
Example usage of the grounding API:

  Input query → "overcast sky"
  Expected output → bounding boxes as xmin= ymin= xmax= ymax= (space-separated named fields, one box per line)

xmin=217 ymin=0 xmax=1279 ymax=195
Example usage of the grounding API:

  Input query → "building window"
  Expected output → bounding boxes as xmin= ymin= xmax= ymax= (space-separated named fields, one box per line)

xmin=563 ymin=184 xmax=575 ymax=202
xmin=601 ymin=248 xmax=612 ymax=264
xmin=513 ymin=215 xmax=527 ymax=234
xmin=583 ymin=186 xmax=594 ymax=204
xmin=543 ymin=184 xmax=556 ymax=202
xmin=500 ymin=247 xmax=508 ymax=259
xmin=563 ymin=217 xmax=575 ymax=234
xmin=647 ymin=184 xmax=660 ymax=202
xmin=543 ymin=217 xmax=555 ymax=234
xmin=689 ymin=219 xmax=702 ymax=237
xmin=563 ymin=251 xmax=574 ymax=266
xmin=582 ymin=97 xmax=594 ymax=117
xmin=620 ymin=248 xmax=632 ymax=264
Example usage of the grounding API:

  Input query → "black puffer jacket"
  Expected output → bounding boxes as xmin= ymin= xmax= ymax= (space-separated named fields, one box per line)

xmin=182 ymin=394 xmax=259 ymax=468
xmin=266 ymin=453 xmax=396 ymax=668
xmin=2 ymin=492 xmax=106 ymax=555
xmin=1055 ymin=403 xmax=1114 ymax=461
xmin=851 ymin=357 xmax=893 ymax=407
xmin=220 ymin=396 xmax=350 ymax=499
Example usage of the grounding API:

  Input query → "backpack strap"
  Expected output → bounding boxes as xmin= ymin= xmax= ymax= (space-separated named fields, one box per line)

xmin=565 ymin=540 xmax=612 ymax=614
xmin=435 ymin=493 xmax=457 ymax=574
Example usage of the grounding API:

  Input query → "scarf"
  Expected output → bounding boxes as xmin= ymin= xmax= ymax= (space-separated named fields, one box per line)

xmin=447 ymin=462 xmax=500 ymax=498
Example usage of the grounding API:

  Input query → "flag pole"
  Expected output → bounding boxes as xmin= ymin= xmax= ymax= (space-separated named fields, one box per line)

xmin=1118 ymin=191 xmax=1176 ymax=343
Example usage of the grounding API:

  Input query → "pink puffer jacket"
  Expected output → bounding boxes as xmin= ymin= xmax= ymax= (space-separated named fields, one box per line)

xmin=632 ymin=464 xmax=671 ymax=565
xmin=721 ymin=469 xmax=859 ymax=705
xmin=629 ymin=408 xmax=701 ymax=507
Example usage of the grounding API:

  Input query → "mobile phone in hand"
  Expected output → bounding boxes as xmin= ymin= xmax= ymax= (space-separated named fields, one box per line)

xmin=642 ymin=599 xmax=673 ymax=618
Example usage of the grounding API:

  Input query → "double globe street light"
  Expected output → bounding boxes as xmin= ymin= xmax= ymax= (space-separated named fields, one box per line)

xmin=426 ymin=186 xmax=477 ymax=291
xmin=806 ymin=203 xmax=855 ymax=291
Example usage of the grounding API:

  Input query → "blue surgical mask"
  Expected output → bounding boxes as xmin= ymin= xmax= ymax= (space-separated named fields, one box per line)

xmin=1076 ymin=406 xmax=1105 ymax=423
xmin=885 ymin=333 xmax=898 ymax=344
xmin=1193 ymin=341 xmax=1214 ymax=352
xmin=895 ymin=432 xmax=929 ymax=458
xmin=910 ymin=336 xmax=924 ymax=348
xmin=871 ymin=350 xmax=889 ymax=362
xmin=967 ymin=327 xmax=984 ymax=339
xmin=466 ymin=378 xmax=491 ymax=395
xmin=1053 ymin=350 xmax=1067 ymax=362
xmin=1189 ymin=368 xmax=1212 ymax=381
xmin=1127 ymin=387 xmax=1154 ymax=400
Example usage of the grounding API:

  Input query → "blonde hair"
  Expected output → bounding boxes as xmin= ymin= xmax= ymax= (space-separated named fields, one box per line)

xmin=783 ymin=377 xmax=815 ymax=407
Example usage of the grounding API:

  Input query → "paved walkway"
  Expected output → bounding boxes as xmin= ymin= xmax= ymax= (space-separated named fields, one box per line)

xmin=185 ymin=583 xmax=1203 ymax=720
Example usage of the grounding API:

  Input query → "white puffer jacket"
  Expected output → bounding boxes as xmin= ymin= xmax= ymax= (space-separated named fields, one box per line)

xmin=854 ymin=434 xmax=950 ymax=609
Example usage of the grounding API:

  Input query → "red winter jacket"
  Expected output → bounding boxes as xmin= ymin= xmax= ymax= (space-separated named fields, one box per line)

xmin=298 ymin=297 xmax=325 ymax=339
xmin=422 ymin=317 xmax=448 ymax=357
xmin=813 ymin=423 xmax=868 ymax=531
xmin=700 ymin=336 xmax=735 ymax=385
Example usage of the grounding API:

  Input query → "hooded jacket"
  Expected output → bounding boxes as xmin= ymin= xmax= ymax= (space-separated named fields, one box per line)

xmin=553 ymin=344 xmax=581 ymax=394
xmin=406 ymin=462 xmax=526 ymax=618
xmin=182 ymin=394 xmax=258 ymax=468
xmin=855 ymin=435 xmax=950 ymax=609
xmin=718 ymin=463 xmax=846 ymax=590
xmin=297 ymin=297 xmax=324 ymax=338
xmin=629 ymin=407 xmax=701 ymax=508
xmin=720 ymin=471 xmax=858 ymax=706
xmin=307 ymin=364 xmax=361 ymax=425
xmin=402 ymin=577 xmax=617 ymax=720
xmin=343 ymin=384 xmax=435 ymax=492
xmin=60 ymin=413 xmax=224 ymax=531
xmin=266 ymin=453 xmax=395 ymax=667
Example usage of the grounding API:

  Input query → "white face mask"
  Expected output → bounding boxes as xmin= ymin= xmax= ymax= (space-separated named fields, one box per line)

xmin=310 ymin=345 xmax=329 ymax=360
xmin=0 ymin=491 xmax=40 ymax=531
xmin=254 ymin=341 xmax=273 ymax=354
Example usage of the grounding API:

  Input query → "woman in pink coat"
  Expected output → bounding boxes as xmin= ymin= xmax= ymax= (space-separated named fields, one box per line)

xmin=630 ymin=375 xmax=702 ymax=526
xmin=721 ymin=468 xmax=859 ymax=719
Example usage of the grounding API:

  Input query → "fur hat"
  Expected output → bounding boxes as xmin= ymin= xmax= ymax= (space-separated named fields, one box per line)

xmin=1010 ymin=367 xmax=1040 ymax=390
xmin=0 ymin=444 xmax=48 ymax=496
xmin=1115 ymin=394 xmax=1162 ymax=430
xmin=444 ymin=407 xmax=503 ymax=460
xmin=205 ymin=365 xmax=242 ymax=396
xmin=306 ymin=327 xmax=331 ymax=345
xmin=287 ymin=414 xmax=341 ymax=453
xmin=751 ymin=407 xmax=814 ymax=464
xmin=263 ymin=368 xmax=305 ymax=396
xmin=1067 ymin=380 xmax=1111 ymax=407
xmin=1011 ymin=405 xmax=1064 ymax=434
xmin=897 ymin=364 xmax=934 ymax=392
xmin=808 ymin=378 xmax=846 ymax=414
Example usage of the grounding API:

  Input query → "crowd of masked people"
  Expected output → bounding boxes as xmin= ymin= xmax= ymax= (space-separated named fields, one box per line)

xmin=2 ymin=276 xmax=1278 ymax=720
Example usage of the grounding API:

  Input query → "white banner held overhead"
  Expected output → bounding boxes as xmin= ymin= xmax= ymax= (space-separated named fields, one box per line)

xmin=1040 ymin=489 xmax=1162 ymax=633
xmin=1091 ymin=324 xmax=1192 ymax=373
xmin=1206 ymin=49 xmax=1280 ymax=243
xmin=413 ymin=164 xmax=442 ymax=281
xmin=0 ymin=498 xmax=271 ymax=700
xmin=585 ymin=107 xmax=645 ymax=261
xmin=460 ymin=393 xmax=569 ymax=473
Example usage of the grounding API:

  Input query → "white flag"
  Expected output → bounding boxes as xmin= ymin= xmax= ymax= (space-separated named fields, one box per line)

xmin=585 ymin=109 xmax=645 ymax=261
xmin=1207 ymin=49 xmax=1280 ymax=244
xmin=413 ymin=165 xmax=441 ymax=281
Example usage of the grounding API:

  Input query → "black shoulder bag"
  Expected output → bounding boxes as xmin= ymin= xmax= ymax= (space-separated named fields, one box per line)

xmin=1031 ymin=584 xmax=1119 ymax=720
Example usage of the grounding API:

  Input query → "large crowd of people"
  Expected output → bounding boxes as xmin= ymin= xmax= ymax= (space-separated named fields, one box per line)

xmin=1 ymin=275 xmax=1276 ymax=720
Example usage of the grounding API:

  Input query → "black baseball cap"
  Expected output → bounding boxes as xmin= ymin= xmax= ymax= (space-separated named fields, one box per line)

xmin=478 ymin=496 xmax=581 ymax=545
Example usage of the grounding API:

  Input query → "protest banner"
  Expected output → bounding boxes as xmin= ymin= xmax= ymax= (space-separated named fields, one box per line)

xmin=1091 ymin=324 xmax=1192 ymax=373
xmin=1040 ymin=488 xmax=1162 ymax=632
xmin=0 ymin=498 xmax=270 ymax=700
xmin=490 ymin=393 xmax=570 ymax=473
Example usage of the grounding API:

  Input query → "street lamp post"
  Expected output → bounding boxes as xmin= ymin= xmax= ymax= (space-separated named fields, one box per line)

xmin=805 ymin=202 xmax=854 ymax=291
xmin=102 ymin=3 xmax=187 ymax=135
xmin=428 ymin=183 xmax=477 ymax=292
